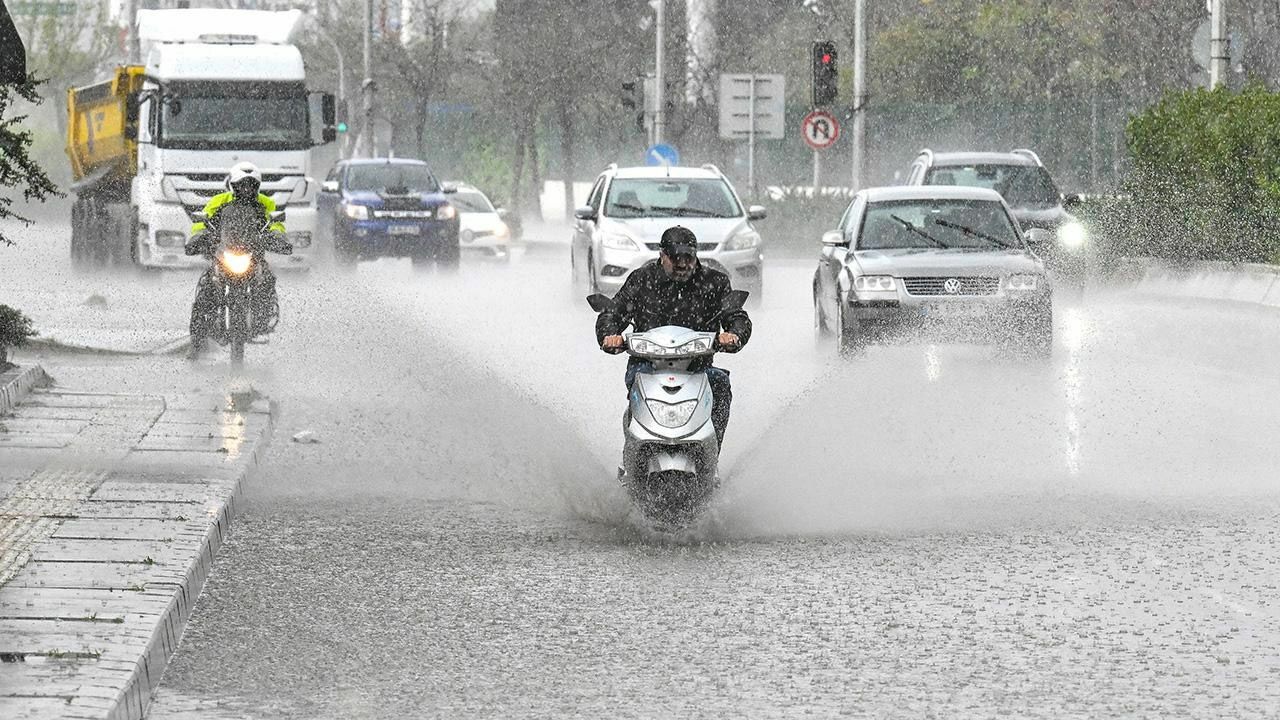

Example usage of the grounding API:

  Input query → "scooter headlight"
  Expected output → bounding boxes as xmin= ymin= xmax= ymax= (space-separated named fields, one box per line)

xmin=646 ymin=399 xmax=699 ymax=428
xmin=220 ymin=249 xmax=253 ymax=276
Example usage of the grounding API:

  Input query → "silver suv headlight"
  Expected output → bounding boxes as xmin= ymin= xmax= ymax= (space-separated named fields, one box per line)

xmin=601 ymin=231 xmax=641 ymax=251
xmin=724 ymin=228 xmax=761 ymax=251
xmin=1058 ymin=221 xmax=1086 ymax=249
xmin=1006 ymin=274 xmax=1041 ymax=291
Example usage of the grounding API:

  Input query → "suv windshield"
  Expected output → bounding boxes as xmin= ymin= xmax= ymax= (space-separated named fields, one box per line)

xmin=345 ymin=165 xmax=440 ymax=194
xmin=859 ymin=199 xmax=1023 ymax=251
xmin=449 ymin=191 xmax=494 ymax=213
xmin=159 ymin=81 xmax=310 ymax=151
xmin=604 ymin=178 xmax=742 ymax=219
xmin=924 ymin=164 xmax=1060 ymax=209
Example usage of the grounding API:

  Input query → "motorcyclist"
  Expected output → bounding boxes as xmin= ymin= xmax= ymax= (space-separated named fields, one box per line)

xmin=596 ymin=225 xmax=751 ymax=448
xmin=185 ymin=162 xmax=291 ymax=358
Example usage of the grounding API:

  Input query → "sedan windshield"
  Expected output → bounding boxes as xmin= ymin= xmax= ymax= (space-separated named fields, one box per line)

xmin=449 ymin=191 xmax=494 ymax=213
xmin=604 ymin=178 xmax=742 ymax=219
xmin=859 ymin=199 xmax=1023 ymax=251
xmin=345 ymin=165 xmax=440 ymax=194
xmin=159 ymin=82 xmax=309 ymax=151
xmin=924 ymin=164 xmax=1061 ymax=209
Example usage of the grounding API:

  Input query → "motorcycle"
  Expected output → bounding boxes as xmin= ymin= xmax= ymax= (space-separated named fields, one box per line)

xmin=186 ymin=204 xmax=291 ymax=365
xmin=587 ymin=289 xmax=748 ymax=531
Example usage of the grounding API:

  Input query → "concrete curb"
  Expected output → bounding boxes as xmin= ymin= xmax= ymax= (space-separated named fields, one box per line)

xmin=1121 ymin=258 xmax=1280 ymax=309
xmin=0 ymin=364 xmax=52 ymax=416
xmin=23 ymin=336 xmax=191 ymax=358
xmin=107 ymin=399 xmax=277 ymax=720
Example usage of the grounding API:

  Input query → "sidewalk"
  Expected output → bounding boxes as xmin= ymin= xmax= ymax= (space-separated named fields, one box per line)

xmin=0 ymin=364 xmax=274 ymax=719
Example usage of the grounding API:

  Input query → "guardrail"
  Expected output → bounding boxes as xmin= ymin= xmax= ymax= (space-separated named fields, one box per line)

xmin=1119 ymin=257 xmax=1280 ymax=308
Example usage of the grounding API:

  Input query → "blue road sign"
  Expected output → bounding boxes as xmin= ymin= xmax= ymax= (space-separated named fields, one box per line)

xmin=645 ymin=143 xmax=679 ymax=167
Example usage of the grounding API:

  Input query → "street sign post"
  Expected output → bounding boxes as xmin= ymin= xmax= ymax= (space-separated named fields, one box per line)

xmin=718 ymin=73 xmax=785 ymax=198
xmin=802 ymin=109 xmax=840 ymax=187
xmin=645 ymin=143 xmax=679 ymax=167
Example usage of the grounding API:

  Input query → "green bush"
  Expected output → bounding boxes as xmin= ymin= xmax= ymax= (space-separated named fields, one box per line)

xmin=0 ymin=304 xmax=37 ymax=366
xmin=1119 ymin=84 xmax=1280 ymax=263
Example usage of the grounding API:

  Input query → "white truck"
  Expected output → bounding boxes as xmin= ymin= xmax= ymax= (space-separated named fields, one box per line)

xmin=65 ymin=8 xmax=336 ymax=268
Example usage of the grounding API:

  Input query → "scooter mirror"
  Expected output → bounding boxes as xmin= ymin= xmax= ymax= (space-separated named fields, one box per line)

xmin=269 ymin=211 xmax=286 ymax=224
xmin=721 ymin=290 xmax=749 ymax=312
xmin=586 ymin=294 xmax=617 ymax=313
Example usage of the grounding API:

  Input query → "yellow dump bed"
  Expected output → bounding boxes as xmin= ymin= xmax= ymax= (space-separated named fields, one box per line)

xmin=65 ymin=66 xmax=145 ymax=194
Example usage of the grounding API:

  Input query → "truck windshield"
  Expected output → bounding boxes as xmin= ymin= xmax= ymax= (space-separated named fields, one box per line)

xmin=158 ymin=82 xmax=309 ymax=151
xmin=345 ymin=165 xmax=440 ymax=194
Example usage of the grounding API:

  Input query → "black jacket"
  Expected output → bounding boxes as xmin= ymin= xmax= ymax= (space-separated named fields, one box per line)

xmin=595 ymin=260 xmax=752 ymax=365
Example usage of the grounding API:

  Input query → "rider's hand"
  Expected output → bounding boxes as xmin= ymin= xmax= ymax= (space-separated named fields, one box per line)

xmin=602 ymin=335 xmax=626 ymax=354
xmin=717 ymin=332 xmax=741 ymax=350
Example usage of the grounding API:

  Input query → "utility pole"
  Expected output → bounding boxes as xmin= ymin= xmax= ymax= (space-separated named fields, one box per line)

xmin=1209 ymin=0 xmax=1227 ymax=89
xmin=362 ymin=0 xmax=375 ymax=156
xmin=653 ymin=0 xmax=665 ymax=145
xmin=126 ymin=0 xmax=139 ymax=64
xmin=851 ymin=0 xmax=866 ymax=190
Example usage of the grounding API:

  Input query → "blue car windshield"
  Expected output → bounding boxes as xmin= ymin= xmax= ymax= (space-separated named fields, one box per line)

xmin=346 ymin=165 xmax=440 ymax=193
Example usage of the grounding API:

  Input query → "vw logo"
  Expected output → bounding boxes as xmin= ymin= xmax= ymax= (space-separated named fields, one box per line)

xmin=943 ymin=278 xmax=962 ymax=294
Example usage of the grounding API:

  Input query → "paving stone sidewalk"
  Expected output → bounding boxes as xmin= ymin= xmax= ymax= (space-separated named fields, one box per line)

xmin=0 ymin=367 xmax=274 ymax=719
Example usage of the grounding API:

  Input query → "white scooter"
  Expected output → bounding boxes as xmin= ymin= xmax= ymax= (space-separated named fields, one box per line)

xmin=588 ymin=290 xmax=748 ymax=530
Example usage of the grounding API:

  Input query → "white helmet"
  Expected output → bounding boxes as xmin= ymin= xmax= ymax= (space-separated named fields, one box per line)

xmin=226 ymin=162 xmax=262 ymax=195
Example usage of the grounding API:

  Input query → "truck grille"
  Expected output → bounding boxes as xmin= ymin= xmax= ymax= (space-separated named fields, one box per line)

xmin=903 ymin=276 xmax=999 ymax=296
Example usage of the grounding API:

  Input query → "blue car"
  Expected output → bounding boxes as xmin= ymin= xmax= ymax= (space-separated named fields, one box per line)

xmin=317 ymin=158 xmax=461 ymax=269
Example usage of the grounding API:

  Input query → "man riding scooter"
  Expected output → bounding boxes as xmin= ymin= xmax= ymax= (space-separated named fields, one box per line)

xmin=185 ymin=162 xmax=291 ymax=358
xmin=596 ymin=225 xmax=752 ymax=449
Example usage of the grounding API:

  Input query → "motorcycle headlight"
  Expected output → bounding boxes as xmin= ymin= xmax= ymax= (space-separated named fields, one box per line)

xmin=219 ymin=250 xmax=253 ymax=276
xmin=1006 ymin=274 xmax=1040 ymax=291
xmin=437 ymin=204 xmax=457 ymax=220
xmin=853 ymin=275 xmax=897 ymax=293
xmin=602 ymin=232 xmax=641 ymax=251
xmin=646 ymin=399 xmax=699 ymax=428
xmin=343 ymin=203 xmax=369 ymax=220
xmin=1058 ymin=221 xmax=1087 ymax=249
xmin=724 ymin=228 xmax=761 ymax=251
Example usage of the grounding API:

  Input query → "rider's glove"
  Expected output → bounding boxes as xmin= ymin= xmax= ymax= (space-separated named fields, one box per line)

xmin=264 ymin=230 xmax=294 ymax=255
xmin=184 ymin=232 xmax=212 ymax=257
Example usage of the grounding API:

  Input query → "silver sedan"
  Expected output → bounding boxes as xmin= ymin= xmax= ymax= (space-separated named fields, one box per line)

xmin=813 ymin=186 xmax=1053 ymax=356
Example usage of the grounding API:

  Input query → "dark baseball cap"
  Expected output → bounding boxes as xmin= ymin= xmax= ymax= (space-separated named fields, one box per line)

xmin=659 ymin=226 xmax=697 ymax=256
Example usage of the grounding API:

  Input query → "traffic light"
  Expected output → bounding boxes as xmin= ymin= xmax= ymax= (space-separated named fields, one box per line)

xmin=336 ymin=98 xmax=349 ymax=133
xmin=812 ymin=40 xmax=838 ymax=107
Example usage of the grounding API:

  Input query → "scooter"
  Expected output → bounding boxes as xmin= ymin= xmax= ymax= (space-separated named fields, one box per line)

xmin=588 ymin=290 xmax=748 ymax=530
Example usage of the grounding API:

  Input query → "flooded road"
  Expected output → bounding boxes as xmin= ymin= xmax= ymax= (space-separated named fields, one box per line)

xmin=7 ymin=227 xmax=1280 ymax=718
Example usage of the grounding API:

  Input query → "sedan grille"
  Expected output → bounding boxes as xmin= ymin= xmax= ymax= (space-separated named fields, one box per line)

xmin=903 ymin=276 xmax=1000 ymax=296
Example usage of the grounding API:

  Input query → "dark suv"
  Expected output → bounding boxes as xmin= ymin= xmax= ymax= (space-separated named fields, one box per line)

xmin=905 ymin=149 xmax=1087 ymax=278
xmin=317 ymin=159 xmax=460 ymax=270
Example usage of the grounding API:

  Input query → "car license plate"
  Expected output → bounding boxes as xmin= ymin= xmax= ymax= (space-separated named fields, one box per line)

xmin=921 ymin=303 xmax=983 ymax=318
xmin=388 ymin=224 xmax=420 ymax=236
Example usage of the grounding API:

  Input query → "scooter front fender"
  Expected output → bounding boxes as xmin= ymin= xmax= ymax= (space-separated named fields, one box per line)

xmin=647 ymin=451 xmax=698 ymax=475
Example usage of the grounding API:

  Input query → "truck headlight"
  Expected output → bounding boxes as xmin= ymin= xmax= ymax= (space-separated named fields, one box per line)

xmin=646 ymin=399 xmax=698 ymax=428
xmin=724 ymin=228 xmax=761 ymax=251
xmin=853 ymin=275 xmax=897 ymax=292
xmin=1058 ymin=221 xmax=1086 ymax=249
xmin=602 ymin=232 xmax=641 ymax=251
xmin=343 ymin=203 xmax=369 ymax=220
xmin=1006 ymin=274 xmax=1041 ymax=291
xmin=154 ymin=231 xmax=185 ymax=248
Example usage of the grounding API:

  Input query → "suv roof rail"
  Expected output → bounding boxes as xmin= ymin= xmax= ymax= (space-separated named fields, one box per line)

xmin=1011 ymin=148 xmax=1042 ymax=165
xmin=701 ymin=163 xmax=722 ymax=175
xmin=916 ymin=148 xmax=934 ymax=163
xmin=603 ymin=163 xmax=619 ymax=174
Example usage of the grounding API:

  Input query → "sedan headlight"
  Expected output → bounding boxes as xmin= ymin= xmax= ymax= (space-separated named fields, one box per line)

xmin=853 ymin=275 xmax=897 ymax=293
xmin=1006 ymin=274 xmax=1041 ymax=291
xmin=437 ymin=204 xmax=457 ymax=220
xmin=646 ymin=399 xmax=699 ymax=428
xmin=1058 ymin=221 xmax=1087 ymax=249
xmin=724 ymin=228 xmax=761 ymax=251
xmin=343 ymin=203 xmax=369 ymax=220
xmin=602 ymin=232 xmax=641 ymax=251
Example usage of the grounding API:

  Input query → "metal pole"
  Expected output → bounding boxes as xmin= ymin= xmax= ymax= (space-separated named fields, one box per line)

xmin=654 ymin=0 xmax=665 ymax=145
xmin=1209 ymin=0 xmax=1227 ymax=89
xmin=851 ymin=0 xmax=866 ymax=190
xmin=314 ymin=23 xmax=346 ymax=157
xmin=362 ymin=0 xmax=374 ymax=157
xmin=747 ymin=76 xmax=756 ymax=199
xmin=813 ymin=149 xmax=820 ymax=189
xmin=126 ymin=0 xmax=139 ymax=64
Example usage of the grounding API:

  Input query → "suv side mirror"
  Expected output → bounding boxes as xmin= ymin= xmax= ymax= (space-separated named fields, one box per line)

xmin=822 ymin=230 xmax=847 ymax=247
xmin=321 ymin=180 xmax=339 ymax=193
xmin=574 ymin=206 xmax=598 ymax=221
xmin=441 ymin=182 xmax=459 ymax=194
xmin=1062 ymin=193 xmax=1085 ymax=210
xmin=747 ymin=205 xmax=767 ymax=221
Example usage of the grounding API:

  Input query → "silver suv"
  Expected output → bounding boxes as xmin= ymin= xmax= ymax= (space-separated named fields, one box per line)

xmin=570 ymin=164 xmax=766 ymax=299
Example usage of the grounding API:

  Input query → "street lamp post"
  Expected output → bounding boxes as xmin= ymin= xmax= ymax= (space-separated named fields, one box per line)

xmin=653 ymin=0 xmax=665 ymax=146
xmin=312 ymin=22 xmax=347 ymax=157
xmin=362 ymin=0 xmax=375 ymax=157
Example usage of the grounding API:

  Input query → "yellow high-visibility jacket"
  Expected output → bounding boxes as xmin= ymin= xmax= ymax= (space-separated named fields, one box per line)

xmin=189 ymin=192 xmax=286 ymax=236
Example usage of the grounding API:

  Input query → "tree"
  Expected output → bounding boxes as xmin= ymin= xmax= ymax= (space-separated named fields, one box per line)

xmin=0 ymin=74 xmax=60 ymax=247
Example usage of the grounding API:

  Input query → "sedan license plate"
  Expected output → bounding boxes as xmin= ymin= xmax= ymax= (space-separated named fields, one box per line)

xmin=388 ymin=224 xmax=421 ymax=236
xmin=921 ymin=303 xmax=984 ymax=319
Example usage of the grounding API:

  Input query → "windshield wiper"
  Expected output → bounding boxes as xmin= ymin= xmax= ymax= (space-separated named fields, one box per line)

xmin=610 ymin=203 xmax=648 ymax=214
xmin=934 ymin=219 xmax=1015 ymax=249
xmin=889 ymin=214 xmax=950 ymax=249
xmin=652 ymin=205 xmax=723 ymax=218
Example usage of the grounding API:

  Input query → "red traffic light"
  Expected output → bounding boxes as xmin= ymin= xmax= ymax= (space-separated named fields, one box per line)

xmin=822 ymin=53 xmax=832 ymax=64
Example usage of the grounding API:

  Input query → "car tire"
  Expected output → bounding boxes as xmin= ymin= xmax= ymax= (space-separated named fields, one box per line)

xmin=837 ymin=302 xmax=864 ymax=357
xmin=587 ymin=250 xmax=600 ymax=294
xmin=333 ymin=233 xmax=357 ymax=271
xmin=813 ymin=286 xmax=833 ymax=344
